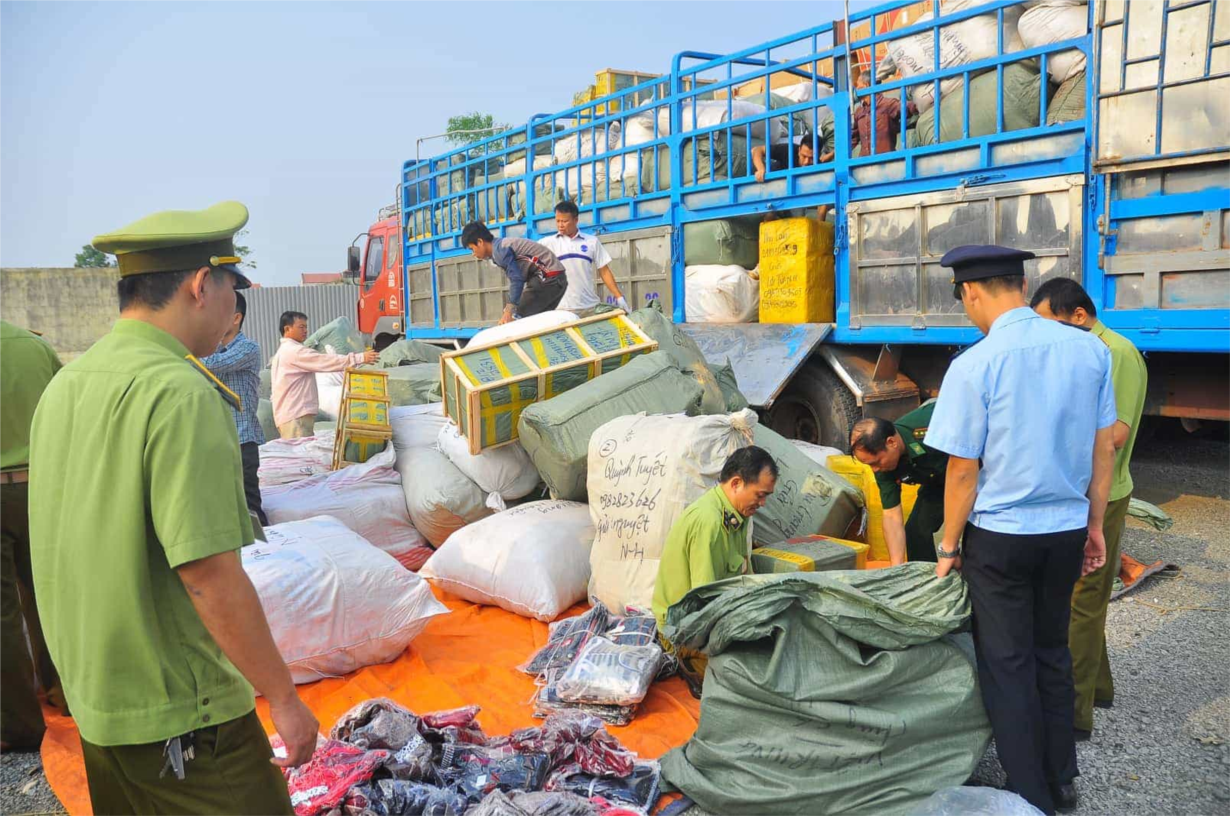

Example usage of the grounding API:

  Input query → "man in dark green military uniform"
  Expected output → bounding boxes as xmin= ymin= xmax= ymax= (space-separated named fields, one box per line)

xmin=1 ymin=320 xmax=66 ymax=750
xmin=848 ymin=402 xmax=947 ymax=564
xmin=28 ymin=202 xmax=317 ymax=814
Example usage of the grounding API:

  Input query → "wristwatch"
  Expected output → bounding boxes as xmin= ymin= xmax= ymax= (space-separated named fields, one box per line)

xmin=936 ymin=543 xmax=962 ymax=559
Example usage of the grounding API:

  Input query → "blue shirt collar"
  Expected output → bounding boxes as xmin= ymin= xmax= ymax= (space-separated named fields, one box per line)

xmin=989 ymin=306 xmax=1037 ymax=334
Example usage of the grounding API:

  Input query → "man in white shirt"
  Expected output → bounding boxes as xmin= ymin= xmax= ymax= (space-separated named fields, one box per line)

xmin=270 ymin=311 xmax=376 ymax=438
xmin=539 ymin=201 xmax=630 ymax=315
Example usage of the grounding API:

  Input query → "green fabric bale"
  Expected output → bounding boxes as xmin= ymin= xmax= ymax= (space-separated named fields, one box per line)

xmin=517 ymin=351 xmax=705 ymax=501
xmin=305 ymin=316 xmax=365 ymax=355
xmin=259 ymin=368 xmax=272 ymax=400
xmin=660 ymin=565 xmax=990 ymax=816
xmin=683 ymin=216 xmax=761 ymax=269
xmin=908 ymin=61 xmax=1042 ymax=148
xmin=378 ymin=339 xmax=444 ymax=368
xmin=712 ymin=359 xmax=749 ymax=411
xmin=628 ymin=304 xmax=726 ymax=414
xmin=752 ymin=424 xmax=866 ymax=545
xmin=257 ymin=398 xmax=277 ymax=442
xmin=640 ymin=134 xmax=751 ymax=194
xmin=1047 ymin=69 xmax=1085 ymax=125
xmin=386 ymin=364 xmax=443 ymax=405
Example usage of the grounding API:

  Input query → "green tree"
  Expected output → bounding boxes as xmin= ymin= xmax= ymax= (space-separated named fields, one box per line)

xmin=445 ymin=112 xmax=510 ymax=146
xmin=233 ymin=229 xmax=256 ymax=269
xmin=74 ymin=245 xmax=114 ymax=268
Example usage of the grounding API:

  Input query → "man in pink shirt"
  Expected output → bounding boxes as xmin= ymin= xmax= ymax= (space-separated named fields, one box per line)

xmin=270 ymin=311 xmax=376 ymax=438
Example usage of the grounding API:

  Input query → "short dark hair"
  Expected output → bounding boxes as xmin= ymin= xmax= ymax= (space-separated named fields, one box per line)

xmin=117 ymin=267 xmax=221 ymax=312
xmin=849 ymin=416 xmax=896 ymax=455
xmin=234 ymin=291 xmax=247 ymax=327
xmin=1030 ymin=277 xmax=1097 ymax=318
xmin=720 ymin=446 xmax=779 ymax=485
xmin=280 ymin=311 xmax=307 ymax=336
xmin=554 ymin=200 xmax=579 ymax=218
xmin=954 ymin=274 xmax=1026 ymax=301
xmin=461 ymin=221 xmax=494 ymax=248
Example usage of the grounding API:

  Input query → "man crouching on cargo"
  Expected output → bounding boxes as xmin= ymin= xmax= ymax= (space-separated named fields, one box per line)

xmin=653 ymin=446 xmax=777 ymax=696
xmin=461 ymin=221 xmax=568 ymax=325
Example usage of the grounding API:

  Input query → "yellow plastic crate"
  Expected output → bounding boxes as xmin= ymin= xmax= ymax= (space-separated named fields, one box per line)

xmin=346 ymin=369 xmax=388 ymax=398
xmin=346 ymin=396 xmax=390 ymax=430
xmin=826 ymin=454 xmax=919 ymax=563
xmin=758 ymin=218 xmax=835 ymax=324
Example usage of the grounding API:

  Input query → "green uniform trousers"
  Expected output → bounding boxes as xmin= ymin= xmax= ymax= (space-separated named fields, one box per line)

xmin=1069 ymin=493 xmax=1130 ymax=732
xmin=904 ymin=484 xmax=945 ymax=563
xmin=1 ymin=481 xmax=63 ymax=748
xmin=80 ymin=710 xmax=294 ymax=816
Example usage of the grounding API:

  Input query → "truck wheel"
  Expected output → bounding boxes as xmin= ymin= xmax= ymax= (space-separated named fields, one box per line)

xmin=765 ymin=362 xmax=860 ymax=448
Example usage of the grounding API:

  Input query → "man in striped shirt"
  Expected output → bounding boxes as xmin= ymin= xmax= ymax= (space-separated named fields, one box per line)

xmin=462 ymin=221 xmax=568 ymax=325
xmin=202 ymin=292 xmax=267 ymax=525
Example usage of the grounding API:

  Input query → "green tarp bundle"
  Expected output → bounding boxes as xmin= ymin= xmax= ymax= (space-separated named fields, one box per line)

xmin=517 ymin=351 xmax=705 ymax=501
xmin=387 ymin=364 xmax=443 ymax=405
xmin=640 ymin=134 xmax=752 ymax=195
xmin=907 ymin=61 xmax=1042 ymax=148
xmin=257 ymin=398 xmax=277 ymax=441
xmin=683 ymin=215 xmax=761 ymax=269
xmin=660 ymin=565 xmax=991 ymax=815
xmin=378 ymin=339 xmax=444 ymax=368
xmin=628 ymin=304 xmax=727 ymax=414
xmin=751 ymin=424 xmax=866 ymax=545
xmin=712 ymin=359 xmax=749 ymax=411
xmin=305 ymin=316 xmax=365 ymax=355
xmin=1047 ymin=69 xmax=1086 ymax=125
xmin=259 ymin=368 xmax=272 ymax=400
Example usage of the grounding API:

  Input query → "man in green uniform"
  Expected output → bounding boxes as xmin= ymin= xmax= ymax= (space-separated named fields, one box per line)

xmin=1032 ymin=277 xmax=1147 ymax=740
xmin=653 ymin=446 xmax=778 ymax=692
xmin=28 ymin=202 xmax=317 ymax=814
xmin=1 ymin=320 xmax=65 ymax=750
xmin=848 ymin=401 xmax=947 ymax=565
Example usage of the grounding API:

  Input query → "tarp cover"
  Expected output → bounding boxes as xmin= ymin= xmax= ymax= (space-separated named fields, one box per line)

xmin=660 ymin=565 xmax=991 ymax=815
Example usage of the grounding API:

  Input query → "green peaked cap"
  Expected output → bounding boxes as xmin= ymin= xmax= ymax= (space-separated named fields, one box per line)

xmin=92 ymin=201 xmax=252 ymax=288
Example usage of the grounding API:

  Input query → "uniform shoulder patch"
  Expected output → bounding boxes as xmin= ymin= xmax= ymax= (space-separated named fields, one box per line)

xmin=913 ymin=427 xmax=928 ymax=439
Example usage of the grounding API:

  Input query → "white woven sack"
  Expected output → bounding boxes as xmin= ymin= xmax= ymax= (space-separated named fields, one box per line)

xmin=684 ymin=265 xmax=760 ymax=324
xmin=587 ymin=409 xmax=758 ymax=614
xmin=421 ymin=500 xmax=595 ymax=621
xmin=1018 ymin=2 xmax=1088 ymax=83
xmin=437 ymin=424 xmax=541 ymax=511
xmin=244 ymin=516 xmax=448 ymax=684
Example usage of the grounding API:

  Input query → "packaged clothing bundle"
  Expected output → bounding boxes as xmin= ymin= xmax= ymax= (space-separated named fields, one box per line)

xmin=466 ymin=790 xmax=598 ymax=816
xmin=261 ymin=446 xmax=433 ymax=570
xmin=344 ymin=779 xmax=469 ymax=816
xmin=556 ymin=762 xmax=662 ymax=813
xmin=554 ymin=638 xmax=663 ymax=707
xmin=277 ymin=737 xmax=388 ymax=816
xmin=659 ymin=565 xmax=991 ymax=815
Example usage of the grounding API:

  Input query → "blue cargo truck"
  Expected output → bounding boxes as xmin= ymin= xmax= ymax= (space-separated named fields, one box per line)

xmin=348 ymin=0 xmax=1229 ymax=447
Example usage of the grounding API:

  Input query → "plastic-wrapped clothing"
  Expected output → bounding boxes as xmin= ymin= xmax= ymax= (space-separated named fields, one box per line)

xmin=522 ymin=604 xmax=611 ymax=676
xmin=556 ymin=637 xmax=663 ymax=707
xmin=331 ymin=698 xmax=421 ymax=751
xmin=344 ymin=780 xmax=468 ymax=816
xmin=278 ymin=737 xmax=388 ymax=816
xmin=467 ymin=790 xmax=598 ymax=816
xmin=904 ymin=786 xmax=1045 ymax=816
xmin=534 ymin=677 xmax=635 ymax=727
xmin=419 ymin=705 xmax=488 ymax=747
xmin=557 ymin=763 xmax=662 ymax=812
xmin=439 ymin=748 xmax=552 ymax=802
xmin=505 ymin=712 xmax=637 ymax=785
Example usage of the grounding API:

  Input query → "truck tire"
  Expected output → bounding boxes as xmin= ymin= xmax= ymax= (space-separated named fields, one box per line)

xmin=765 ymin=362 xmax=860 ymax=448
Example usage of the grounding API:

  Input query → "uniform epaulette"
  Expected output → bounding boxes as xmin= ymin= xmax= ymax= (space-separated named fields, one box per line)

xmin=185 ymin=355 xmax=242 ymax=412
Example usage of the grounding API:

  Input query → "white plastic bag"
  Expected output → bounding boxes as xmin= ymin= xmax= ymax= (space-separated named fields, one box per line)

xmin=469 ymin=310 xmax=578 ymax=348
xmin=1018 ymin=2 xmax=1088 ymax=83
xmin=905 ymin=786 xmax=1045 ymax=816
xmin=878 ymin=1 xmax=1024 ymax=112
xmin=261 ymin=447 xmax=432 ymax=570
xmin=587 ymin=410 xmax=758 ymax=614
xmin=316 ymin=372 xmax=344 ymax=421
xmin=685 ymin=265 xmax=760 ymax=324
xmin=420 ymin=500 xmax=595 ymax=621
xmin=244 ymin=516 xmax=448 ymax=684
xmin=436 ymin=424 xmax=541 ymax=511
xmin=258 ymin=431 xmax=336 ymax=489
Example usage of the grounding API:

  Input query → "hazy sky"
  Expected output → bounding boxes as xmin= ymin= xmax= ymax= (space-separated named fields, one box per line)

xmin=2 ymin=1 xmax=868 ymax=286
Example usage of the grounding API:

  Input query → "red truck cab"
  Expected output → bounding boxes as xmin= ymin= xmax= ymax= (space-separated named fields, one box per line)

xmin=350 ymin=208 xmax=404 ymax=347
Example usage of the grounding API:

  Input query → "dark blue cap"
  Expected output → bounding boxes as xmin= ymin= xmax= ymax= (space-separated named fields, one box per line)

xmin=941 ymin=244 xmax=1036 ymax=284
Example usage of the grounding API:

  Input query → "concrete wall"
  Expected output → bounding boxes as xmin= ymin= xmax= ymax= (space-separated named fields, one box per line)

xmin=1 ymin=268 xmax=120 ymax=361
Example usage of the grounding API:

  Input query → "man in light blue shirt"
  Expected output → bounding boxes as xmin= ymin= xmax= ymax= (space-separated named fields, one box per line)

xmin=924 ymin=246 xmax=1117 ymax=816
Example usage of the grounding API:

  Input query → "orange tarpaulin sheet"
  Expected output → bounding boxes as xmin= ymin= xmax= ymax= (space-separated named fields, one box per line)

xmin=39 ymin=587 xmax=701 ymax=816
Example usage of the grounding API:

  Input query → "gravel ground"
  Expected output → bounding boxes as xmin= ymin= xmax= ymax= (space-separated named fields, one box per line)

xmin=1 ymin=429 xmax=1226 ymax=816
